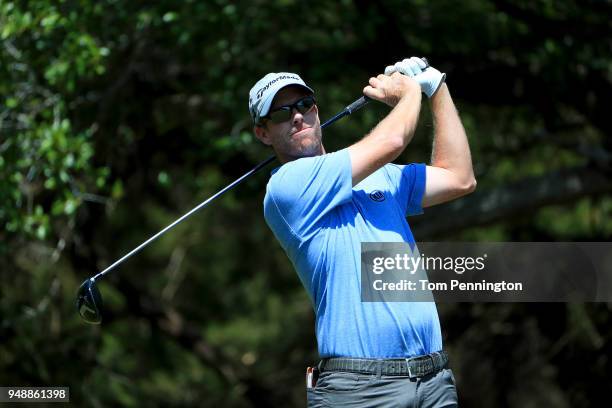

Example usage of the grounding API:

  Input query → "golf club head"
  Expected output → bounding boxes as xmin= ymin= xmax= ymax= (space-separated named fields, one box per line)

xmin=76 ymin=278 xmax=103 ymax=324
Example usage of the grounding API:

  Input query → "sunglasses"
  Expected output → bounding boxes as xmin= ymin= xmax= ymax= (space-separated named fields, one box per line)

xmin=261 ymin=95 xmax=316 ymax=125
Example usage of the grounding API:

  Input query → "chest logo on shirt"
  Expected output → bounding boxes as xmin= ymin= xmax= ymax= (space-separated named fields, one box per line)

xmin=369 ymin=190 xmax=385 ymax=202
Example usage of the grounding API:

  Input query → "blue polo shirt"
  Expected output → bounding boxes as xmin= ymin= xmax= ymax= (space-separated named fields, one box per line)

xmin=263 ymin=148 xmax=442 ymax=358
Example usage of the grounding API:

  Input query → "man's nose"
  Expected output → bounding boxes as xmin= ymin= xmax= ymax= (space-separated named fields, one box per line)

xmin=292 ymin=108 xmax=304 ymax=125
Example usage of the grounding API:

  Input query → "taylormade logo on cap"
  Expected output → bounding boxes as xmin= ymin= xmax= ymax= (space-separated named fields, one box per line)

xmin=248 ymin=72 xmax=314 ymax=124
xmin=255 ymin=74 xmax=301 ymax=99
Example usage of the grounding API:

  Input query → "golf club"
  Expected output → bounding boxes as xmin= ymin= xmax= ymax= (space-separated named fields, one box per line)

xmin=76 ymin=95 xmax=371 ymax=324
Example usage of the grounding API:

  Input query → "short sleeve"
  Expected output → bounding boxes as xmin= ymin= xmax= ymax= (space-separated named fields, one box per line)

xmin=383 ymin=163 xmax=426 ymax=216
xmin=266 ymin=148 xmax=353 ymax=239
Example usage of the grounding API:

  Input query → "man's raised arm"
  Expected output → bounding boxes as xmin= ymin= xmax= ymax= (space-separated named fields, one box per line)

xmin=422 ymin=83 xmax=476 ymax=207
xmin=376 ymin=57 xmax=476 ymax=206
xmin=348 ymin=72 xmax=422 ymax=186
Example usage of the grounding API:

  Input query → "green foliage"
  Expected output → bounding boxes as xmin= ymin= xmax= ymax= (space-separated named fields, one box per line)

xmin=1 ymin=0 xmax=113 ymax=246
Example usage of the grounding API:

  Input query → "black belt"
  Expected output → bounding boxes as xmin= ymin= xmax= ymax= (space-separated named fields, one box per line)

xmin=318 ymin=351 xmax=448 ymax=378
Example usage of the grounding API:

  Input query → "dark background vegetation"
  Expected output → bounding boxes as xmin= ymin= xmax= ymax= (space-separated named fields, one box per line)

xmin=1 ymin=0 xmax=611 ymax=406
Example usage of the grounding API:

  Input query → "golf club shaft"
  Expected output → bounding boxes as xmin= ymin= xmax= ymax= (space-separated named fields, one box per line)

xmin=92 ymin=96 xmax=370 ymax=281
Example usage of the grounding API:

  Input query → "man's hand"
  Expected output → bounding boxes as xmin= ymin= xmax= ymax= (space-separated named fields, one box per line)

xmin=385 ymin=57 xmax=446 ymax=98
xmin=363 ymin=72 xmax=421 ymax=108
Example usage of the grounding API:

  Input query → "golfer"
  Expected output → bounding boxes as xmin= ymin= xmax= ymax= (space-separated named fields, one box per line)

xmin=249 ymin=57 xmax=475 ymax=407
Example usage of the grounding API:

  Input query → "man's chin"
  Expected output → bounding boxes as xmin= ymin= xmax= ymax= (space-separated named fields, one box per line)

xmin=299 ymin=139 xmax=323 ymax=156
xmin=284 ymin=144 xmax=323 ymax=161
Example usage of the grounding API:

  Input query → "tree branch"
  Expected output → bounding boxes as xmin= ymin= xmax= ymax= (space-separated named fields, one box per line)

xmin=412 ymin=166 xmax=612 ymax=238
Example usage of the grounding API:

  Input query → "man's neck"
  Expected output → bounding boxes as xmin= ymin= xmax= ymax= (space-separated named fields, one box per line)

xmin=277 ymin=145 xmax=327 ymax=164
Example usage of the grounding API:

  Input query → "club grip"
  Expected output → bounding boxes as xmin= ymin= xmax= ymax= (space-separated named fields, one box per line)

xmin=345 ymin=96 xmax=370 ymax=114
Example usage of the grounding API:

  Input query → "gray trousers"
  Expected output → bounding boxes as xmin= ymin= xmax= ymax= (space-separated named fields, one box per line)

xmin=307 ymin=368 xmax=458 ymax=407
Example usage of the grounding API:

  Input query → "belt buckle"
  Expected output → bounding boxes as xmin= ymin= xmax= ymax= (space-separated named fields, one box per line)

xmin=406 ymin=359 xmax=414 ymax=378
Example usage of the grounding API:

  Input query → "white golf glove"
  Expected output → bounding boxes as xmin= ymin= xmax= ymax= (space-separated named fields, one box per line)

xmin=385 ymin=57 xmax=446 ymax=98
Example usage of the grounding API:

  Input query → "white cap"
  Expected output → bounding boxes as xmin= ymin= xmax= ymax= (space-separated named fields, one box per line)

xmin=248 ymin=72 xmax=314 ymax=124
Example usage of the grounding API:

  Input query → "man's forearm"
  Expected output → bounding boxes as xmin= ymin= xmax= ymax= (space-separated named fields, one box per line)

xmin=370 ymin=89 xmax=422 ymax=150
xmin=430 ymin=84 xmax=475 ymax=186
xmin=349 ymin=84 xmax=422 ymax=186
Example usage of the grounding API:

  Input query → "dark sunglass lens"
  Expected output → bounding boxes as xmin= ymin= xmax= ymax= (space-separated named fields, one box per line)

xmin=76 ymin=279 xmax=103 ymax=324
xmin=296 ymin=97 xmax=315 ymax=113
xmin=269 ymin=109 xmax=292 ymax=124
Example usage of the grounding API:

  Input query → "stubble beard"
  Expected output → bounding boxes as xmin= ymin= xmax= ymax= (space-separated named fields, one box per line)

xmin=282 ymin=125 xmax=324 ymax=161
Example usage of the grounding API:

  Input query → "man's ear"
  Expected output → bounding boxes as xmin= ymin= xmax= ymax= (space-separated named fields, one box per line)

xmin=254 ymin=125 xmax=272 ymax=146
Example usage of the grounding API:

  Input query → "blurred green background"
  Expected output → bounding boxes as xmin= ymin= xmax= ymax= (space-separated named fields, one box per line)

xmin=1 ymin=0 xmax=611 ymax=406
